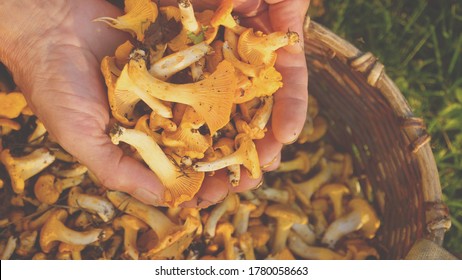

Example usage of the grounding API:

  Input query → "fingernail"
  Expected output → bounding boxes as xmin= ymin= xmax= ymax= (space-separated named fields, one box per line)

xmin=249 ymin=179 xmax=264 ymax=191
xmin=261 ymin=155 xmax=279 ymax=170
xmin=133 ymin=189 xmax=162 ymax=206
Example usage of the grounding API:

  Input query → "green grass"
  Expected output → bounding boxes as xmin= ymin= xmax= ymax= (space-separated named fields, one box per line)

xmin=314 ymin=0 xmax=462 ymax=255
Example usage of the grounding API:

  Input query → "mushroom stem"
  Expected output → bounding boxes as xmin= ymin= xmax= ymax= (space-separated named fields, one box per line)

xmin=177 ymin=0 xmax=200 ymax=33
xmin=107 ymin=191 xmax=176 ymax=240
xmin=110 ymin=126 xmax=204 ymax=206
xmin=288 ymin=232 xmax=346 ymax=260
xmin=0 ymin=236 xmax=18 ymax=260
xmin=68 ymin=187 xmax=116 ymax=222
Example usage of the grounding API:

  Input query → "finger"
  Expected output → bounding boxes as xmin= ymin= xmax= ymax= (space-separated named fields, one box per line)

xmin=230 ymin=169 xmax=262 ymax=192
xmin=271 ymin=50 xmax=308 ymax=144
xmin=266 ymin=0 xmax=310 ymax=53
xmin=255 ymin=127 xmax=283 ymax=170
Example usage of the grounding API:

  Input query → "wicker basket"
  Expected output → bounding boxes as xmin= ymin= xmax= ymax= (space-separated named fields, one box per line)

xmin=303 ymin=18 xmax=451 ymax=259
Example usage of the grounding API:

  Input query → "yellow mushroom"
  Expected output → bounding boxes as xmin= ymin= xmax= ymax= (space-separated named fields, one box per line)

xmin=115 ymin=40 xmax=134 ymax=69
xmin=191 ymin=57 xmax=206 ymax=82
xmin=254 ymin=184 xmax=294 ymax=205
xmin=316 ymin=183 xmax=350 ymax=219
xmin=40 ymin=209 xmax=104 ymax=253
xmin=265 ymin=204 xmax=307 ymax=254
xmin=329 ymin=153 xmax=354 ymax=182
xmin=32 ymin=252 xmax=48 ymax=260
xmin=223 ymin=41 xmax=264 ymax=78
xmin=277 ymin=150 xmax=314 ymax=174
xmin=34 ymin=173 xmax=85 ymax=205
xmin=213 ymin=137 xmax=240 ymax=186
xmin=322 ymin=198 xmax=380 ymax=248
xmin=210 ymin=0 xmax=246 ymax=34
xmin=1 ymin=148 xmax=56 ymax=194
xmin=68 ymin=187 xmax=116 ymax=222
xmin=51 ymin=163 xmax=88 ymax=178
xmin=238 ymin=232 xmax=256 ymax=260
xmin=203 ymin=193 xmax=240 ymax=239
xmin=103 ymin=235 xmax=123 ymax=260
xmin=0 ymin=236 xmax=17 ymax=260
xmin=15 ymin=231 xmax=37 ymax=257
xmin=27 ymin=119 xmax=47 ymax=143
xmin=0 ymin=92 xmax=27 ymax=119
xmin=232 ymin=201 xmax=257 ymax=235
xmin=215 ymin=222 xmax=236 ymax=260
xmin=286 ymin=159 xmax=332 ymax=207
xmin=0 ymin=118 xmax=21 ymax=136
xmin=288 ymin=231 xmax=347 ymax=260
xmin=248 ymin=225 xmax=271 ymax=257
xmin=265 ymin=247 xmax=296 ymax=260
xmin=160 ymin=6 xmax=181 ymax=21
xmin=344 ymin=239 xmax=380 ymax=260
xmin=128 ymin=52 xmax=237 ymax=134
xmin=291 ymin=223 xmax=316 ymax=246
xmin=134 ymin=114 xmax=163 ymax=145
xmin=234 ymin=96 xmax=273 ymax=139
xmin=238 ymin=29 xmax=299 ymax=66
xmin=149 ymin=41 xmax=211 ymax=80
xmin=206 ymin=40 xmax=224 ymax=73
xmin=193 ymin=134 xmax=261 ymax=179
xmin=58 ymin=243 xmax=85 ymax=260
xmin=110 ymin=125 xmax=204 ymax=206
xmin=298 ymin=115 xmax=328 ymax=144
xmin=150 ymin=111 xmax=177 ymax=133
xmin=108 ymin=61 xmax=172 ymax=126
xmin=113 ymin=215 xmax=148 ymax=260
xmin=94 ymin=0 xmax=158 ymax=41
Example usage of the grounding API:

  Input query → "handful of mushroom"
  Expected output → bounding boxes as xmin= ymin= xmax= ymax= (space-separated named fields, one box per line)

xmin=99 ymin=0 xmax=299 ymax=207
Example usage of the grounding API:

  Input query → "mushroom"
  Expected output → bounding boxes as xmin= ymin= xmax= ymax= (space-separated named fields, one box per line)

xmin=94 ymin=0 xmax=158 ymax=41
xmin=210 ymin=0 xmax=246 ymax=34
xmin=193 ymin=134 xmax=261 ymax=179
xmin=265 ymin=204 xmax=307 ymax=254
xmin=277 ymin=148 xmax=321 ymax=174
xmin=15 ymin=230 xmax=38 ymax=257
xmin=203 ymin=193 xmax=240 ymax=239
xmin=150 ymin=111 xmax=177 ymax=132
xmin=265 ymin=247 xmax=296 ymax=260
xmin=0 ymin=91 xmax=27 ymax=119
xmin=134 ymin=114 xmax=163 ymax=145
xmin=321 ymin=198 xmax=380 ymax=248
xmin=113 ymin=215 xmax=148 ymax=260
xmin=238 ymin=232 xmax=255 ymax=260
xmin=149 ymin=41 xmax=211 ymax=80
xmin=114 ymin=40 xmax=134 ymax=69
xmin=223 ymin=41 xmax=264 ymax=78
xmin=234 ymin=96 xmax=273 ymax=139
xmin=309 ymin=198 xmax=329 ymax=238
xmin=248 ymin=225 xmax=271 ymax=257
xmin=329 ymin=153 xmax=354 ymax=182
xmin=288 ymin=231 xmax=347 ymax=260
xmin=32 ymin=252 xmax=48 ymax=260
xmin=254 ymin=185 xmax=294 ymax=204
xmin=0 ymin=118 xmax=21 ymax=136
xmin=68 ymin=187 xmax=116 ymax=222
xmin=110 ymin=125 xmax=204 ymax=206
xmin=206 ymin=40 xmax=224 ymax=73
xmin=58 ymin=243 xmax=85 ymax=260
xmin=127 ymin=52 xmax=237 ymax=134
xmin=107 ymin=191 xmax=200 ymax=259
xmin=298 ymin=115 xmax=328 ymax=143
xmin=34 ymin=173 xmax=85 ymax=205
xmin=215 ymin=222 xmax=236 ymax=260
xmin=50 ymin=163 xmax=88 ymax=178
xmin=232 ymin=201 xmax=257 ymax=235
xmin=291 ymin=223 xmax=316 ymax=245
xmin=103 ymin=235 xmax=123 ymax=260
xmin=316 ymin=183 xmax=350 ymax=219
xmin=1 ymin=148 xmax=56 ymax=194
xmin=286 ymin=159 xmax=332 ymax=207
xmin=107 ymin=60 xmax=172 ymax=126
xmin=213 ymin=137 xmax=240 ymax=186
xmin=39 ymin=209 xmax=104 ymax=253
xmin=0 ymin=236 xmax=18 ymax=260
xmin=238 ymin=29 xmax=299 ymax=66
xmin=343 ymin=239 xmax=380 ymax=260
xmin=27 ymin=119 xmax=47 ymax=143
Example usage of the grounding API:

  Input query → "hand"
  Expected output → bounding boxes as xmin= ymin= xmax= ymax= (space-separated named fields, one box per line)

xmin=0 ymin=0 xmax=166 ymax=205
xmin=180 ymin=0 xmax=310 ymax=207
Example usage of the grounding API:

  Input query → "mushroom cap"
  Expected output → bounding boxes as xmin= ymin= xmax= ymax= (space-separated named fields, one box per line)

xmin=317 ymin=183 xmax=350 ymax=199
xmin=210 ymin=0 xmax=234 ymax=28
xmin=348 ymin=198 xmax=381 ymax=238
xmin=34 ymin=173 xmax=58 ymax=205
xmin=39 ymin=209 xmax=68 ymax=253
xmin=265 ymin=204 xmax=307 ymax=225
xmin=0 ymin=92 xmax=27 ymax=119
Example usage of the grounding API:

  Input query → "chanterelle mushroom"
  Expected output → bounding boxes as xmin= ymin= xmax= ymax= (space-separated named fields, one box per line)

xmin=94 ymin=0 xmax=158 ymax=41
xmin=110 ymin=125 xmax=204 ymax=206
xmin=128 ymin=51 xmax=237 ymax=134
xmin=68 ymin=187 xmax=116 ymax=222
xmin=265 ymin=204 xmax=307 ymax=254
xmin=40 ymin=209 xmax=104 ymax=253
xmin=322 ymin=198 xmax=380 ymax=248
xmin=113 ymin=215 xmax=148 ymax=260
xmin=0 ymin=92 xmax=27 ymax=119
xmin=1 ymin=148 xmax=56 ymax=194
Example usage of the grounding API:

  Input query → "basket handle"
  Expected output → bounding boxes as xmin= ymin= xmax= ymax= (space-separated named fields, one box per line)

xmin=405 ymin=239 xmax=457 ymax=260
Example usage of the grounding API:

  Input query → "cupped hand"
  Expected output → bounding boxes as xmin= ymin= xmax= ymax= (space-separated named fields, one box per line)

xmin=181 ymin=0 xmax=310 ymax=207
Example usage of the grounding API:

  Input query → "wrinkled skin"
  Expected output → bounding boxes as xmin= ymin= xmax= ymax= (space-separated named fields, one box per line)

xmin=0 ymin=0 xmax=309 ymax=207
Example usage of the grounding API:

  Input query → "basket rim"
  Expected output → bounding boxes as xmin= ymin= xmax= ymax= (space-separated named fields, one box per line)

xmin=302 ymin=18 xmax=450 ymax=246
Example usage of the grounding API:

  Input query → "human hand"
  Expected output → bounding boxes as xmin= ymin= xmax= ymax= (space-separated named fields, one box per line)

xmin=178 ymin=0 xmax=310 ymax=207
xmin=0 ymin=0 xmax=167 ymax=205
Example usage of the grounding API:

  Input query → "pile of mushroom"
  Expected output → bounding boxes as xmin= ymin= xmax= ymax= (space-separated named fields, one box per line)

xmin=0 ymin=0 xmax=383 ymax=260
xmin=98 ymin=0 xmax=299 ymax=207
